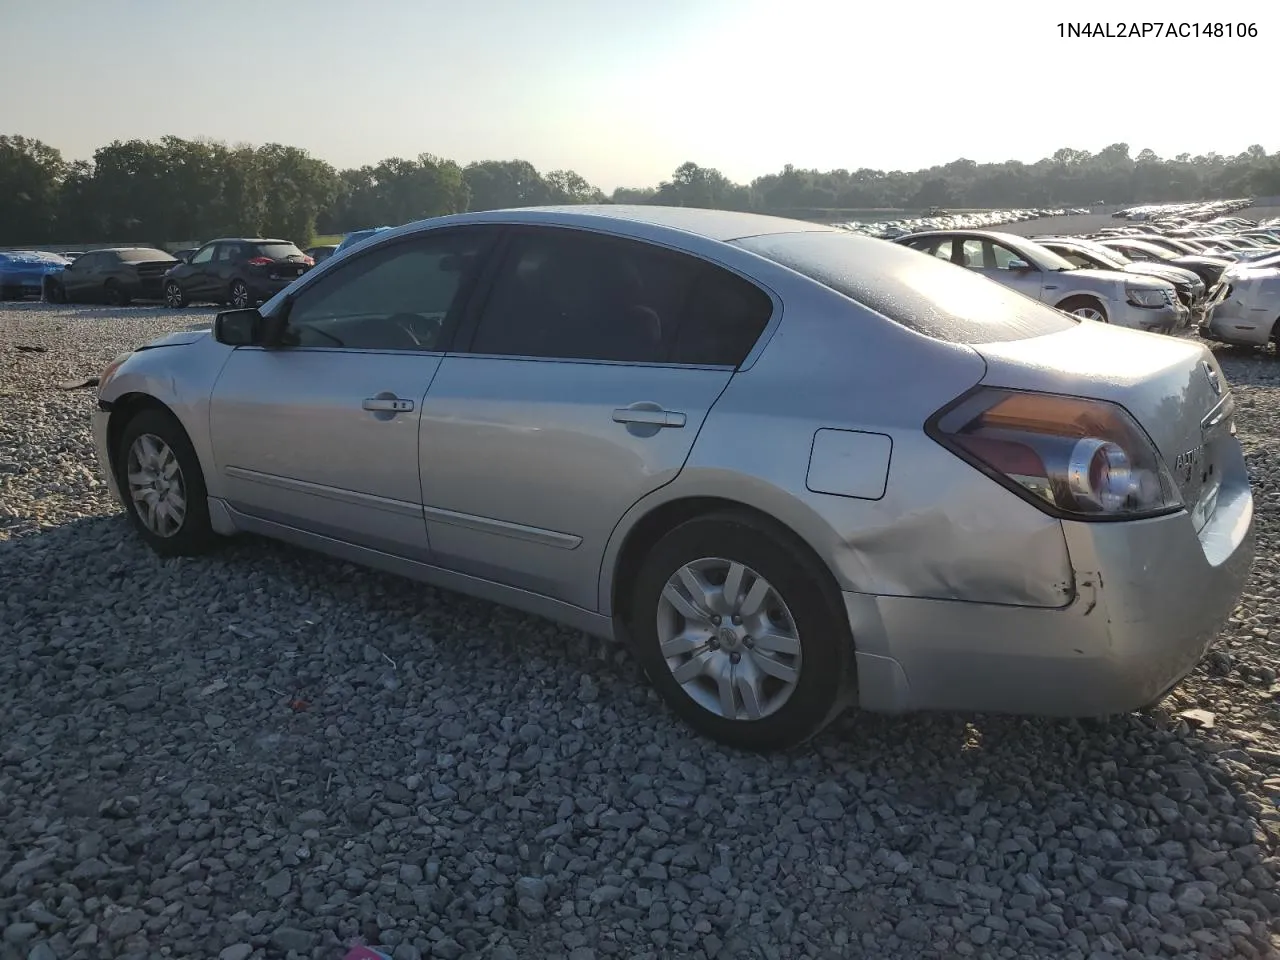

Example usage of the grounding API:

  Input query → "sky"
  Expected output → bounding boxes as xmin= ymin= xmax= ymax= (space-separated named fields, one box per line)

xmin=1 ymin=0 xmax=1275 ymax=192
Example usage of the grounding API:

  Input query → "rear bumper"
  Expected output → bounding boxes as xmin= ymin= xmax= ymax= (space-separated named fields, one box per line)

xmin=849 ymin=477 xmax=1254 ymax=717
xmin=246 ymin=276 xmax=299 ymax=300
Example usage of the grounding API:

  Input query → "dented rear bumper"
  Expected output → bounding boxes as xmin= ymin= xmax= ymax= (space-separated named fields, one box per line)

xmin=846 ymin=475 xmax=1254 ymax=716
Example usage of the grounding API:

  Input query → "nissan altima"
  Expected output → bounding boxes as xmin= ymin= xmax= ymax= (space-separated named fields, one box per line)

xmin=92 ymin=206 xmax=1254 ymax=751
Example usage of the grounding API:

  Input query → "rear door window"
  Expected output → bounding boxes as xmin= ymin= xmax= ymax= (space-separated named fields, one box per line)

xmin=465 ymin=228 xmax=700 ymax=363
xmin=735 ymin=230 xmax=1077 ymax=344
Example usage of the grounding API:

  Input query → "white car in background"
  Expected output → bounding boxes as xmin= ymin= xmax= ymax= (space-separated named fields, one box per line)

xmin=1198 ymin=252 xmax=1280 ymax=348
xmin=895 ymin=230 xmax=1187 ymax=333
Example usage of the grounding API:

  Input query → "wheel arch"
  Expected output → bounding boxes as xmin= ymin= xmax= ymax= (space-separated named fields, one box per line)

xmin=105 ymin=393 xmax=184 ymax=479
xmin=601 ymin=481 xmax=859 ymax=627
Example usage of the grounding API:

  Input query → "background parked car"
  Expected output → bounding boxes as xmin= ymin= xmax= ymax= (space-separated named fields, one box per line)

xmin=1093 ymin=236 xmax=1232 ymax=289
xmin=48 ymin=246 xmax=178 ymax=305
xmin=1034 ymin=236 xmax=1207 ymax=323
xmin=305 ymin=244 xmax=338 ymax=265
xmin=0 ymin=250 xmax=69 ymax=300
xmin=163 ymin=238 xmax=314 ymax=308
xmin=894 ymin=230 xmax=1184 ymax=332
xmin=334 ymin=226 xmax=393 ymax=255
xmin=1198 ymin=251 xmax=1280 ymax=348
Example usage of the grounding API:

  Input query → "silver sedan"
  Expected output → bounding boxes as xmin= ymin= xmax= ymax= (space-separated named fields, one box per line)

xmin=93 ymin=206 xmax=1254 ymax=751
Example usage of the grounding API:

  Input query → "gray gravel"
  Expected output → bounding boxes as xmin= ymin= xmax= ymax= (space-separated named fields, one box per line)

xmin=3 ymin=301 xmax=1280 ymax=960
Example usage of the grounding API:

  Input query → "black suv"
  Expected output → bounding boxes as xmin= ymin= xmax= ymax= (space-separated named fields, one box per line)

xmin=163 ymin=238 xmax=313 ymax=308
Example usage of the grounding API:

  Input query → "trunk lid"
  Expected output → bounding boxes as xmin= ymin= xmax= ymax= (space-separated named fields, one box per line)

xmin=973 ymin=322 xmax=1233 ymax=530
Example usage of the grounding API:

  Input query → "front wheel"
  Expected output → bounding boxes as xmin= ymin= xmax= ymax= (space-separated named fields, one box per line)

xmin=1057 ymin=296 xmax=1108 ymax=323
xmin=229 ymin=279 xmax=251 ymax=309
xmin=628 ymin=512 xmax=854 ymax=751
xmin=164 ymin=281 xmax=186 ymax=308
xmin=115 ymin=408 xmax=216 ymax=557
xmin=43 ymin=278 xmax=65 ymax=303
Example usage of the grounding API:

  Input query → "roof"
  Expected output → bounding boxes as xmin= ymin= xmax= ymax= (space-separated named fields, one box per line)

xmin=206 ymin=237 xmax=289 ymax=244
xmin=473 ymin=205 xmax=838 ymax=242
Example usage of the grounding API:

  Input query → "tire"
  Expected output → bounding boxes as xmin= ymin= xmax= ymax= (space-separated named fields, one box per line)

xmin=229 ymin=279 xmax=251 ymax=309
xmin=115 ymin=407 xmax=216 ymax=558
xmin=628 ymin=511 xmax=855 ymax=751
xmin=43 ymin=279 xmax=65 ymax=303
xmin=1057 ymin=296 xmax=1108 ymax=323
xmin=0 ymin=285 xmax=16 ymax=301
xmin=163 ymin=281 xmax=186 ymax=308
xmin=104 ymin=280 xmax=130 ymax=307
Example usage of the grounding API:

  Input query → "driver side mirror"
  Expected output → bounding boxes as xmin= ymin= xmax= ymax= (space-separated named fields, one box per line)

xmin=1007 ymin=259 xmax=1035 ymax=272
xmin=213 ymin=308 xmax=266 ymax=347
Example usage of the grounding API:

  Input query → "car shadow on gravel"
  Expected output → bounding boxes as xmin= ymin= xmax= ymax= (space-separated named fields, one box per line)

xmin=3 ymin=514 xmax=1278 ymax=959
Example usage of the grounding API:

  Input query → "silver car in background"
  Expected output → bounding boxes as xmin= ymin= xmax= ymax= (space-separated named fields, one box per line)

xmin=1198 ymin=251 xmax=1280 ymax=348
xmin=895 ymin=230 xmax=1186 ymax=332
xmin=93 ymin=207 xmax=1253 ymax=750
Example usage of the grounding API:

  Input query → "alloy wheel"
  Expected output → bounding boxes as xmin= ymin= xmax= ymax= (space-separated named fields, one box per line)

xmin=655 ymin=557 xmax=803 ymax=721
xmin=126 ymin=433 xmax=187 ymax=538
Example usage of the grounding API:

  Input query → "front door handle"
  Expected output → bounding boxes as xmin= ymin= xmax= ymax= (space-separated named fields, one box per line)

xmin=612 ymin=406 xmax=686 ymax=428
xmin=363 ymin=396 xmax=414 ymax=413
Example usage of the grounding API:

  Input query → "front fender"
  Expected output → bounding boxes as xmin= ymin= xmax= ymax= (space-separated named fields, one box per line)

xmin=97 ymin=337 xmax=234 ymax=497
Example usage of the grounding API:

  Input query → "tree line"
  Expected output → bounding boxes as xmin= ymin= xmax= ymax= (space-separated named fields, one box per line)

xmin=3 ymin=133 xmax=1280 ymax=246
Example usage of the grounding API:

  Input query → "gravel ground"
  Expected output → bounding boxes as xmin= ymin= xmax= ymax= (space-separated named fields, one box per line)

xmin=2 ymin=302 xmax=1280 ymax=960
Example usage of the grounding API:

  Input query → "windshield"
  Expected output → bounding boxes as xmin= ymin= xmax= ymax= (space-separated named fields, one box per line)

xmin=1108 ymin=240 xmax=1173 ymax=261
xmin=735 ymin=231 xmax=1078 ymax=344
xmin=118 ymin=248 xmax=176 ymax=262
xmin=1053 ymin=240 xmax=1128 ymax=269
xmin=1009 ymin=237 xmax=1079 ymax=272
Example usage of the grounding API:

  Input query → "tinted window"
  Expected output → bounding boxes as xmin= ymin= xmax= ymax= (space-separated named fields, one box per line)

xmin=254 ymin=242 xmax=305 ymax=260
xmin=736 ymin=231 xmax=1077 ymax=344
xmin=469 ymin=229 xmax=699 ymax=363
xmin=216 ymin=243 xmax=243 ymax=262
xmin=670 ymin=268 xmax=774 ymax=367
xmin=118 ymin=248 xmax=174 ymax=262
xmin=282 ymin=230 xmax=493 ymax=351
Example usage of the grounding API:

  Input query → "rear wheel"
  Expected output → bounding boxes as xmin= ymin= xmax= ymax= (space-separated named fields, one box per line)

xmin=628 ymin=512 xmax=854 ymax=751
xmin=230 ymin=279 xmax=251 ymax=309
xmin=115 ymin=408 xmax=216 ymax=557
xmin=104 ymin=280 xmax=130 ymax=307
xmin=43 ymin=278 xmax=65 ymax=303
xmin=163 ymin=281 xmax=186 ymax=308
xmin=1058 ymin=296 xmax=1108 ymax=323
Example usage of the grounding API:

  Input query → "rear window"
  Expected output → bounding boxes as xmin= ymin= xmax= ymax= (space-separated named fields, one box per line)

xmin=735 ymin=231 xmax=1078 ymax=344
xmin=118 ymin=248 xmax=175 ymax=262
xmin=253 ymin=242 xmax=305 ymax=260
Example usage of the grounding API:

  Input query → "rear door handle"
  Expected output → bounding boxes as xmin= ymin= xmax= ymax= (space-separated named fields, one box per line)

xmin=363 ymin=396 xmax=415 ymax=413
xmin=612 ymin=407 xmax=686 ymax=428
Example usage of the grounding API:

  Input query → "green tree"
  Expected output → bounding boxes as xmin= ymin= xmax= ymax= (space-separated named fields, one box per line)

xmin=0 ymin=135 xmax=65 ymax=243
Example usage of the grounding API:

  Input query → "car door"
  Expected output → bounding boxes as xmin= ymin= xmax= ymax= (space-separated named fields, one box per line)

xmin=179 ymin=242 xmax=218 ymax=298
xmin=61 ymin=252 xmax=97 ymax=301
xmin=417 ymin=225 xmax=775 ymax=611
xmin=975 ymin=238 xmax=1046 ymax=300
xmin=207 ymin=226 xmax=499 ymax=559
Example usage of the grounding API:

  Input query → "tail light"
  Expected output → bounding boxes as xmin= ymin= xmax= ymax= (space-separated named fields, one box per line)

xmin=928 ymin=387 xmax=1184 ymax=521
xmin=247 ymin=256 xmax=274 ymax=266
